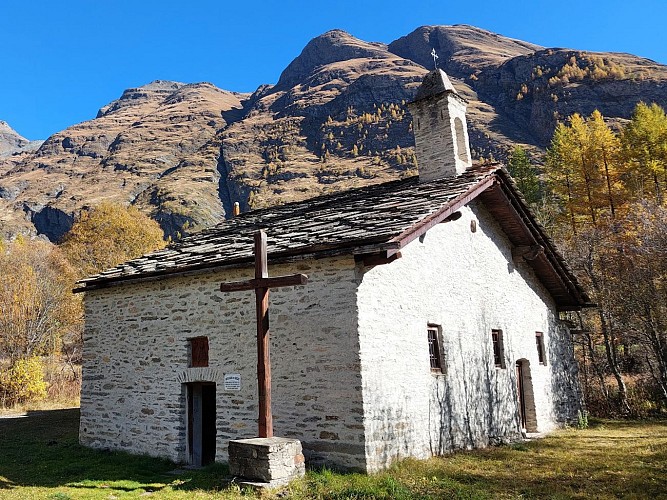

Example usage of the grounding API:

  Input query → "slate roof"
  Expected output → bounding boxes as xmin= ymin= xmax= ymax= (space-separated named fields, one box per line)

xmin=74 ymin=163 xmax=592 ymax=310
xmin=414 ymin=69 xmax=458 ymax=101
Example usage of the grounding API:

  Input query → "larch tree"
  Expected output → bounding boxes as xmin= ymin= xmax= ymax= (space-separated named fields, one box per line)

xmin=588 ymin=110 xmax=622 ymax=217
xmin=607 ymin=204 xmax=667 ymax=406
xmin=561 ymin=223 xmax=632 ymax=415
xmin=545 ymin=104 xmax=667 ymax=415
xmin=545 ymin=110 xmax=631 ymax=414
xmin=546 ymin=111 xmax=623 ymax=229
xmin=546 ymin=123 xmax=579 ymax=233
xmin=60 ymin=202 xmax=167 ymax=278
xmin=621 ymin=102 xmax=667 ymax=204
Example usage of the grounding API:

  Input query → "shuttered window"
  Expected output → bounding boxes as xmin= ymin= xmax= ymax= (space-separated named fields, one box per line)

xmin=189 ymin=337 xmax=209 ymax=368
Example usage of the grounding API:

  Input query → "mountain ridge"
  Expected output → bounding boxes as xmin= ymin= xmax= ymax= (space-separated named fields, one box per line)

xmin=0 ymin=121 xmax=43 ymax=157
xmin=1 ymin=25 xmax=666 ymax=241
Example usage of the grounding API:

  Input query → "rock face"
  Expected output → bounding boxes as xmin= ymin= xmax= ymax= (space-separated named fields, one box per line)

xmin=276 ymin=29 xmax=391 ymax=90
xmin=1 ymin=83 xmax=245 ymax=239
xmin=474 ymin=48 xmax=667 ymax=143
xmin=0 ymin=121 xmax=42 ymax=157
xmin=1 ymin=25 xmax=667 ymax=241
xmin=388 ymin=25 xmax=542 ymax=78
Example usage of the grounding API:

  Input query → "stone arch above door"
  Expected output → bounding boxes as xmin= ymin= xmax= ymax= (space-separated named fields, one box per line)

xmin=177 ymin=367 xmax=224 ymax=384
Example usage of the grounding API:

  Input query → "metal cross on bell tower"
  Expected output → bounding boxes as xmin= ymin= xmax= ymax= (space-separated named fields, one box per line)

xmin=431 ymin=48 xmax=439 ymax=70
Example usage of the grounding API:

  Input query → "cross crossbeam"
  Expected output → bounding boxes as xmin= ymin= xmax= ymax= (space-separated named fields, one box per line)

xmin=219 ymin=229 xmax=308 ymax=438
xmin=219 ymin=274 xmax=308 ymax=292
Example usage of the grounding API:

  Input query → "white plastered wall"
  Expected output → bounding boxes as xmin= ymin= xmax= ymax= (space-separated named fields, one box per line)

xmin=356 ymin=200 xmax=582 ymax=472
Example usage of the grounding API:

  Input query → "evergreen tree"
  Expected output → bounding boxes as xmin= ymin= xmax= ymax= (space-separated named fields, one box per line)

xmin=507 ymin=146 xmax=541 ymax=205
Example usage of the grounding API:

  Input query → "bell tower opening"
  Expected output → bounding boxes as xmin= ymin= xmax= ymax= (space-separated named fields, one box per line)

xmin=454 ymin=117 xmax=469 ymax=164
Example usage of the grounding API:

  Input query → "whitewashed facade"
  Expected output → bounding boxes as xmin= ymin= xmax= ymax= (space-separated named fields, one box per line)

xmin=357 ymin=201 xmax=581 ymax=471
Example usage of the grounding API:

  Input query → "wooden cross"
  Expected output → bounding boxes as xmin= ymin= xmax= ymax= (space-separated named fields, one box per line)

xmin=219 ymin=229 xmax=308 ymax=438
xmin=431 ymin=48 xmax=439 ymax=69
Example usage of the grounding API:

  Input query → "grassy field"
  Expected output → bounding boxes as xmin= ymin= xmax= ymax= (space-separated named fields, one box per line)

xmin=0 ymin=409 xmax=665 ymax=499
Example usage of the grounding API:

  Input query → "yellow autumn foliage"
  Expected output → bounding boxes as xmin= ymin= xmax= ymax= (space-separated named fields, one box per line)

xmin=60 ymin=202 xmax=166 ymax=278
xmin=0 ymin=237 xmax=81 ymax=363
xmin=0 ymin=356 xmax=47 ymax=406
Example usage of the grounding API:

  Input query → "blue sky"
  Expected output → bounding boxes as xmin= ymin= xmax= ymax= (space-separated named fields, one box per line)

xmin=1 ymin=0 xmax=664 ymax=140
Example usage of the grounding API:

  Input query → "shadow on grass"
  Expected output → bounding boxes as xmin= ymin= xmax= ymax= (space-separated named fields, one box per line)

xmin=0 ymin=408 xmax=231 ymax=494
xmin=2 ymin=409 xmax=666 ymax=498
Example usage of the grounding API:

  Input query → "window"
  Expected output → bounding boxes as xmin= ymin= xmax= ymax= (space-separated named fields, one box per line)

xmin=189 ymin=337 xmax=209 ymax=368
xmin=536 ymin=332 xmax=546 ymax=365
xmin=491 ymin=329 xmax=506 ymax=368
xmin=427 ymin=325 xmax=444 ymax=373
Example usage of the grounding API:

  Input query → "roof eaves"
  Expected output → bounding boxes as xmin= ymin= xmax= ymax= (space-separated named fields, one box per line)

xmin=73 ymin=237 xmax=401 ymax=293
xmin=493 ymin=169 xmax=593 ymax=309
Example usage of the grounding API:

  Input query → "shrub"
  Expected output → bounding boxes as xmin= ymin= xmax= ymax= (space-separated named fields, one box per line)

xmin=0 ymin=356 xmax=47 ymax=407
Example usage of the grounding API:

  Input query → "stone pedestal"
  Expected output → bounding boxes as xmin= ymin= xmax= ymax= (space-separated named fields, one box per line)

xmin=228 ymin=437 xmax=305 ymax=487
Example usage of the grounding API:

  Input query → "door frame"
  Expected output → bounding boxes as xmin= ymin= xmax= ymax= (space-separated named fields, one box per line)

xmin=515 ymin=359 xmax=538 ymax=433
xmin=186 ymin=381 xmax=217 ymax=466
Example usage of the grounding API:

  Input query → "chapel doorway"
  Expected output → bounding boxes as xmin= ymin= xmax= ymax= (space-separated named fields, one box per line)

xmin=186 ymin=382 xmax=217 ymax=466
xmin=515 ymin=359 xmax=538 ymax=433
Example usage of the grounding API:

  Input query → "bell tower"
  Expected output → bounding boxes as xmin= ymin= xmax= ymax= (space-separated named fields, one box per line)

xmin=408 ymin=69 xmax=472 ymax=182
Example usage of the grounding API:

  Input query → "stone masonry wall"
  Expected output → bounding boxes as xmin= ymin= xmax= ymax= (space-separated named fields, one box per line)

xmin=79 ymin=255 xmax=367 ymax=470
xmin=409 ymin=93 xmax=471 ymax=181
xmin=356 ymin=200 xmax=582 ymax=472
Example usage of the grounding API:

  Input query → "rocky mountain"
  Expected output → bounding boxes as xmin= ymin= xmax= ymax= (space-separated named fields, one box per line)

xmin=0 ymin=121 xmax=42 ymax=157
xmin=1 ymin=82 xmax=246 ymax=239
xmin=388 ymin=25 xmax=542 ymax=77
xmin=2 ymin=25 xmax=666 ymax=241
xmin=474 ymin=48 xmax=667 ymax=143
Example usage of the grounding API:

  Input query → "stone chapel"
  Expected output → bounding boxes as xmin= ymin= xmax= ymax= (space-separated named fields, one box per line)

xmin=77 ymin=69 xmax=592 ymax=473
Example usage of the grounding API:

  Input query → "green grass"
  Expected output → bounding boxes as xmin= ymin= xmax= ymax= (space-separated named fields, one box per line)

xmin=0 ymin=409 xmax=237 ymax=499
xmin=0 ymin=410 xmax=666 ymax=499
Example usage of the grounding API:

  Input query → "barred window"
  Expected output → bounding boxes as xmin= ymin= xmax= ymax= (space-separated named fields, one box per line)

xmin=492 ymin=329 xmax=506 ymax=368
xmin=428 ymin=325 xmax=443 ymax=373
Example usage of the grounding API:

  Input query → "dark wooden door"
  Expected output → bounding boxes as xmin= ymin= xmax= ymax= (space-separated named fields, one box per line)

xmin=516 ymin=361 xmax=527 ymax=430
xmin=187 ymin=382 xmax=216 ymax=466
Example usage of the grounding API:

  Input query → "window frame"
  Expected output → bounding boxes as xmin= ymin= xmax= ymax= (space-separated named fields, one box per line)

xmin=536 ymin=332 xmax=547 ymax=365
xmin=491 ymin=329 xmax=506 ymax=369
xmin=427 ymin=324 xmax=445 ymax=374
xmin=189 ymin=336 xmax=209 ymax=368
